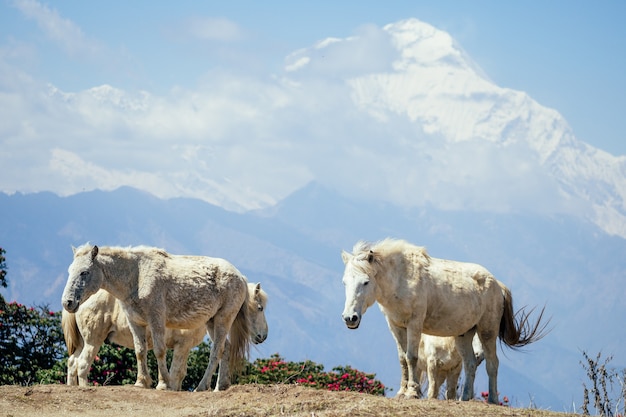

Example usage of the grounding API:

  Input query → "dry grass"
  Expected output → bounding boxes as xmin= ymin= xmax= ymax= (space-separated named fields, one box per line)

xmin=0 ymin=383 xmax=579 ymax=417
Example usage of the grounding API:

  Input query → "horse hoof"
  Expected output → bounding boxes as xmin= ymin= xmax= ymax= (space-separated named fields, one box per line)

xmin=156 ymin=382 xmax=168 ymax=391
xmin=404 ymin=390 xmax=420 ymax=400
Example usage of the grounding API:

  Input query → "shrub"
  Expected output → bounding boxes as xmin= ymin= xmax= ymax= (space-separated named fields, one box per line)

xmin=580 ymin=350 xmax=626 ymax=416
xmin=0 ymin=301 xmax=64 ymax=385
xmin=0 ymin=247 xmax=7 ymax=289
xmin=480 ymin=391 xmax=510 ymax=406
xmin=237 ymin=353 xmax=387 ymax=396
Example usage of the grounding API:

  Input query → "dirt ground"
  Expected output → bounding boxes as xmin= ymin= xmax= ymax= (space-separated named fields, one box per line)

xmin=0 ymin=383 xmax=579 ymax=417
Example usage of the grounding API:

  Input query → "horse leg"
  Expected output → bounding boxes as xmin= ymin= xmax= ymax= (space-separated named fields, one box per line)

xmin=147 ymin=321 xmax=171 ymax=390
xmin=195 ymin=321 xmax=228 ymax=392
xmin=215 ymin=339 xmax=232 ymax=391
xmin=169 ymin=346 xmax=191 ymax=391
xmin=478 ymin=329 xmax=499 ymax=404
xmin=456 ymin=330 xmax=478 ymax=401
xmin=385 ymin=320 xmax=410 ymax=398
xmin=425 ymin=357 xmax=440 ymax=399
xmin=76 ymin=342 xmax=101 ymax=387
xmin=446 ymin=362 xmax=462 ymax=400
xmin=404 ymin=326 xmax=423 ymax=399
xmin=127 ymin=322 xmax=153 ymax=388
xmin=66 ymin=349 xmax=79 ymax=386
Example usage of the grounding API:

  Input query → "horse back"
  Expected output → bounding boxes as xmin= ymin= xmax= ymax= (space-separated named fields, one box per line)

xmin=405 ymin=256 xmax=503 ymax=336
xmin=134 ymin=253 xmax=248 ymax=329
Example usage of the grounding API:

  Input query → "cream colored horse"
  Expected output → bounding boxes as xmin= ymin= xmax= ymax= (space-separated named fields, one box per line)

xmin=341 ymin=238 xmax=547 ymax=404
xmin=62 ymin=244 xmax=254 ymax=391
xmin=62 ymin=282 xmax=268 ymax=390
xmin=417 ymin=334 xmax=484 ymax=400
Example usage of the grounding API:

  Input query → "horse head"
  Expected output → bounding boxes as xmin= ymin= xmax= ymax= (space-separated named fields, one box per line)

xmin=248 ymin=282 xmax=269 ymax=344
xmin=341 ymin=244 xmax=378 ymax=330
xmin=62 ymin=244 xmax=104 ymax=313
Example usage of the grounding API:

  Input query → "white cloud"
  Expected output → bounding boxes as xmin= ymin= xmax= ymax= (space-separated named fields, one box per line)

xmin=12 ymin=0 xmax=103 ymax=59
xmin=285 ymin=56 xmax=310 ymax=72
xmin=284 ymin=24 xmax=397 ymax=78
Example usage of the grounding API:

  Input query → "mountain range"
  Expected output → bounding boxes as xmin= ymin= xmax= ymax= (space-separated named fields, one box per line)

xmin=1 ymin=184 xmax=624 ymax=411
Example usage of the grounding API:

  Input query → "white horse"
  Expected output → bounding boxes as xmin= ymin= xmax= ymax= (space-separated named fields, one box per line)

xmin=417 ymin=334 xmax=484 ymax=400
xmin=62 ymin=282 xmax=268 ymax=390
xmin=62 ymin=244 xmax=255 ymax=391
xmin=341 ymin=238 xmax=547 ymax=404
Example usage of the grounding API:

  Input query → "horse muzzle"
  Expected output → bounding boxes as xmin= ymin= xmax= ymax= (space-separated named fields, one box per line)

xmin=253 ymin=333 xmax=267 ymax=344
xmin=62 ymin=298 xmax=80 ymax=313
xmin=342 ymin=313 xmax=361 ymax=329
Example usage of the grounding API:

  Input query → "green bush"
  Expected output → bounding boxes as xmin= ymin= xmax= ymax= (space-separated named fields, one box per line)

xmin=0 ymin=301 xmax=64 ymax=385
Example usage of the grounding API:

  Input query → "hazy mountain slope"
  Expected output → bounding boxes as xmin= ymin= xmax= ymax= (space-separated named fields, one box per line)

xmin=1 ymin=185 xmax=624 ymax=410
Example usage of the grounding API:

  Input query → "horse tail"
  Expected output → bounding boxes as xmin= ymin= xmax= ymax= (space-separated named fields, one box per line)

xmin=498 ymin=284 xmax=550 ymax=349
xmin=61 ymin=309 xmax=83 ymax=355
xmin=228 ymin=280 xmax=251 ymax=376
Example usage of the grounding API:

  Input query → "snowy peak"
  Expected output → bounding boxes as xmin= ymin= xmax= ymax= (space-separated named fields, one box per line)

xmin=384 ymin=18 xmax=484 ymax=76
xmin=283 ymin=18 xmax=626 ymax=238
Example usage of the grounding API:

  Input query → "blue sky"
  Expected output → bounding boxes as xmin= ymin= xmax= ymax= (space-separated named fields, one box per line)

xmin=2 ymin=0 xmax=623 ymax=154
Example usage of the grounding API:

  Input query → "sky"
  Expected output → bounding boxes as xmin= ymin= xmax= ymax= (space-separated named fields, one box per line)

xmin=1 ymin=0 xmax=625 ymax=212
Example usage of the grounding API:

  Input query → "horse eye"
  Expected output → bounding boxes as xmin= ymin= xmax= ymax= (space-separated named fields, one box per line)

xmin=363 ymin=281 xmax=369 ymax=286
xmin=80 ymin=271 xmax=89 ymax=277
xmin=257 ymin=305 xmax=264 ymax=312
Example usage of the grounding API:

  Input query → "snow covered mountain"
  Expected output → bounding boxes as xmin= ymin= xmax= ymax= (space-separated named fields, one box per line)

xmin=3 ymin=18 xmax=626 ymax=240
xmin=285 ymin=18 xmax=626 ymax=238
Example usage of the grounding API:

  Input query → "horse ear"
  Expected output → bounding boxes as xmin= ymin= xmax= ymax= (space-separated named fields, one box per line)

xmin=255 ymin=282 xmax=261 ymax=294
xmin=367 ymin=250 xmax=374 ymax=263
xmin=341 ymin=250 xmax=352 ymax=264
xmin=91 ymin=245 xmax=99 ymax=260
xmin=72 ymin=245 xmax=77 ymax=255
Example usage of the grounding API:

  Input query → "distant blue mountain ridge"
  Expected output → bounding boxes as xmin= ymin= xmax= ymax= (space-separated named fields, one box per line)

xmin=1 ymin=184 xmax=624 ymax=411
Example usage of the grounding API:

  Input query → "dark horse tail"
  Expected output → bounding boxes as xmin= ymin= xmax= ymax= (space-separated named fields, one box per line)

xmin=499 ymin=284 xmax=550 ymax=349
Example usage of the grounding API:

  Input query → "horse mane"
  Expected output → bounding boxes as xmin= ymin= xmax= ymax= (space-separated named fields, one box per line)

xmin=73 ymin=243 xmax=170 ymax=258
xmin=73 ymin=243 xmax=94 ymax=257
xmin=352 ymin=238 xmax=430 ymax=266
xmin=248 ymin=285 xmax=268 ymax=309
xmin=61 ymin=310 xmax=81 ymax=355
xmin=228 ymin=283 xmax=251 ymax=376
